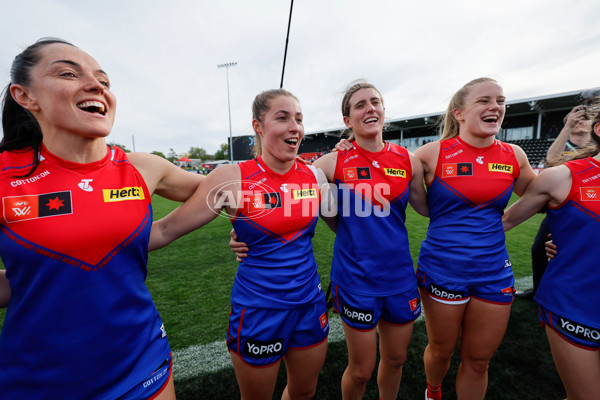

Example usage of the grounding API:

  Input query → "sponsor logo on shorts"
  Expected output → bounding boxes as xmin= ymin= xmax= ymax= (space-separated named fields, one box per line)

xmin=343 ymin=167 xmax=371 ymax=181
xmin=341 ymin=304 xmax=374 ymax=324
xmin=556 ymin=316 xmax=600 ymax=344
xmin=102 ymin=186 xmax=145 ymax=202
xmin=3 ymin=191 xmax=72 ymax=223
xmin=384 ymin=168 xmax=406 ymax=178
xmin=580 ymin=187 xmax=600 ymax=201
xmin=244 ymin=338 xmax=285 ymax=358
xmin=292 ymin=188 xmax=317 ymax=200
xmin=429 ymin=283 xmax=463 ymax=300
xmin=488 ymin=163 xmax=513 ymax=174
xmin=442 ymin=163 xmax=472 ymax=178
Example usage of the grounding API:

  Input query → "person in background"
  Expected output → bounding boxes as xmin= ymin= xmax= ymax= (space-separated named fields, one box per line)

xmin=503 ymin=105 xmax=600 ymax=400
xmin=0 ymin=38 xmax=205 ymax=399
xmin=515 ymin=104 xmax=593 ymax=299
xmin=150 ymin=89 xmax=332 ymax=400
xmin=415 ymin=78 xmax=536 ymax=400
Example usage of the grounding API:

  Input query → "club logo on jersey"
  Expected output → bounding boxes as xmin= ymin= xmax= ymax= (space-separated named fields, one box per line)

xmin=78 ymin=179 xmax=94 ymax=192
xmin=102 ymin=187 xmax=145 ymax=202
xmin=249 ymin=192 xmax=282 ymax=212
xmin=244 ymin=338 xmax=285 ymax=358
xmin=292 ymin=188 xmax=317 ymax=200
xmin=442 ymin=163 xmax=472 ymax=178
xmin=580 ymin=187 xmax=600 ymax=201
xmin=3 ymin=191 xmax=72 ymax=223
xmin=343 ymin=167 xmax=371 ymax=181
xmin=489 ymin=163 xmax=513 ymax=174
xmin=556 ymin=316 xmax=600 ymax=344
xmin=384 ymin=168 xmax=406 ymax=178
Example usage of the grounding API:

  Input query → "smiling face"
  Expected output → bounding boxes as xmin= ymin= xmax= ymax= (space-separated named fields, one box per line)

xmin=11 ymin=43 xmax=116 ymax=142
xmin=343 ymin=88 xmax=385 ymax=140
xmin=253 ymin=94 xmax=304 ymax=172
xmin=453 ymin=81 xmax=505 ymax=142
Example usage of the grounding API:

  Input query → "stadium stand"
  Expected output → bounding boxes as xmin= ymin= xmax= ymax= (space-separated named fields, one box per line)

xmin=229 ymin=87 xmax=600 ymax=167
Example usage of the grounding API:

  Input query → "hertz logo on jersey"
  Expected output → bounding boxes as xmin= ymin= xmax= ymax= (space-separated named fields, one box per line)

xmin=292 ymin=188 xmax=317 ymax=200
xmin=488 ymin=163 xmax=513 ymax=174
xmin=384 ymin=168 xmax=406 ymax=178
xmin=102 ymin=187 xmax=145 ymax=202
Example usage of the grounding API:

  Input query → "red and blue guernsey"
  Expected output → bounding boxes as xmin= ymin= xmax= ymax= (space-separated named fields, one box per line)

xmin=330 ymin=141 xmax=415 ymax=295
xmin=231 ymin=157 xmax=324 ymax=308
xmin=418 ymin=137 xmax=520 ymax=283
xmin=536 ymin=157 xmax=600 ymax=333
xmin=0 ymin=146 xmax=170 ymax=399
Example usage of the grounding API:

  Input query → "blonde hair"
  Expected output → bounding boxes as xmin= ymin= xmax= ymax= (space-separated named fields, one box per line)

xmin=439 ymin=77 xmax=498 ymax=141
xmin=251 ymin=89 xmax=299 ymax=157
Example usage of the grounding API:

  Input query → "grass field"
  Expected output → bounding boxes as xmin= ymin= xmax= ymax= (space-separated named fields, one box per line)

xmin=0 ymin=194 xmax=563 ymax=399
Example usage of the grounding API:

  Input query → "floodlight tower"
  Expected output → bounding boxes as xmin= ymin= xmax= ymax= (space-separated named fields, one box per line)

xmin=217 ymin=62 xmax=237 ymax=163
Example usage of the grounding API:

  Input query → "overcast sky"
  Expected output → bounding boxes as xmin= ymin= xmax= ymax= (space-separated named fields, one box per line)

xmin=1 ymin=0 xmax=599 ymax=156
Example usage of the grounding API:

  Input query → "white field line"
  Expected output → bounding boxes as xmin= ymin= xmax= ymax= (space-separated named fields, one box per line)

xmin=172 ymin=276 xmax=533 ymax=381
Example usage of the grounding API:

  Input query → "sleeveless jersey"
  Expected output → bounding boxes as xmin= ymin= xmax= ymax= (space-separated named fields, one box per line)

xmin=231 ymin=157 xmax=323 ymax=309
xmin=330 ymin=141 xmax=415 ymax=296
xmin=0 ymin=145 xmax=169 ymax=399
xmin=537 ymin=157 xmax=600 ymax=330
xmin=418 ymin=137 xmax=520 ymax=283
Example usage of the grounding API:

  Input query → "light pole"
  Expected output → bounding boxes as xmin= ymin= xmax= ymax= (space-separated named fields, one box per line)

xmin=217 ymin=62 xmax=237 ymax=163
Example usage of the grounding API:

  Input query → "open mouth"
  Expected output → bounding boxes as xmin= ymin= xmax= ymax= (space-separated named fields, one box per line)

xmin=482 ymin=115 xmax=498 ymax=123
xmin=77 ymin=100 xmax=106 ymax=116
xmin=365 ymin=117 xmax=378 ymax=124
xmin=284 ymin=138 xmax=298 ymax=146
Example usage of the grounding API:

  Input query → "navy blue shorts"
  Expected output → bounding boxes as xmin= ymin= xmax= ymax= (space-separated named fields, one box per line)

xmin=227 ymin=300 xmax=329 ymax=367
xmin=538 ymin=305 xmax=600 ymax=350
xmin=416 ymin=268 xmax=515 ymax=305
xmin=331 ymin=283 xmax=421 ymax=330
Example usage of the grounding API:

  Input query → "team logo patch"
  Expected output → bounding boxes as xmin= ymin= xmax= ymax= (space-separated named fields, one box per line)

xmin=442 ymin=163 xmax=472 ymax=178
xmin=3 ymin=191 xmax=72 ymax=223
xmin=409 ymin=297 xmax=420 ymax=311
xmin=343 ymin=167 xmax=371 ymax=181
xmin=292 ymin=188 xmax=317 ymax=200
xmin=248 ymin=192 xmax=282 ymax=212
xmin=580 ymin=187 xmax=600 ymax=201
xmin=501 ymin=287 xmax=515 ymax=295
xmin=319 ymin=312 xmax=328 ymax=329
xmin=102 ymin=187 xmax=145 ymax=202
xmin=244 ymin=338 xmax=285 ymax=359
xmin=384 ymin=168 xmax=406 ymax=178
xmin=488 ymin=163 xmax=513 ymax=174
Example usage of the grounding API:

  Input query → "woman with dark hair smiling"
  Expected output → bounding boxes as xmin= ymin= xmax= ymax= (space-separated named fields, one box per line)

xmin=0 ymin=38 xmax=205 ymax=399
